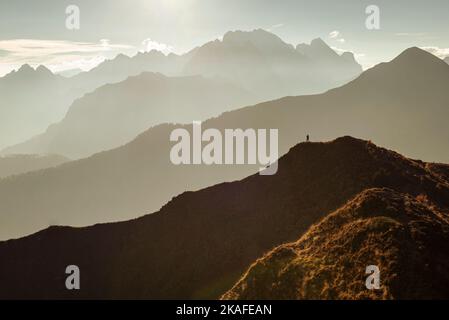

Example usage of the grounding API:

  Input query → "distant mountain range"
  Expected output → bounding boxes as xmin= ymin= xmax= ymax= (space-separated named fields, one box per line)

xmin=0 ymin=47 xmax=448 ymax=241
xmin=2 ymin=73 xmax=254 ymax=159
xmin=66 ymin=29 xmax=361 ymax=102
xmin=183 ymin=29 xmax=362 ymax=100
xmin=0 ymin=29 xmax=361 ymax=155
xmin=1 ymin=137 xmax=448 ymax=299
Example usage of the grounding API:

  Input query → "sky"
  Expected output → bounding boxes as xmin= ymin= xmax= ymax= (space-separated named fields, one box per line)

xmin=1 ymin=0 xmax=449 ymax=76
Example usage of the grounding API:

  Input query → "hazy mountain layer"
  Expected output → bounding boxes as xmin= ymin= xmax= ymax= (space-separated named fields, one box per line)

xmin=0 ymin=137 xmax=448 ymax=299
xmin=65 ymin=51 xmax=186 ymax=99
xmin=2 ymin=73 xmax=254 ymax=159
xmin=183 ymin=29 xmax=362 ymax=100
xmin=0 ymin=154 xmax=68 ymax=179
xmin=0 ymin=52 xmax=185 ymax=150
xmin=0 ymin=65 xmax=73 ymax=149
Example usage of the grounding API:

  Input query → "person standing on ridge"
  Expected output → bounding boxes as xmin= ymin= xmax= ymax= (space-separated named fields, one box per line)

xmin=306 ymin=134 xmax=310 ymax=142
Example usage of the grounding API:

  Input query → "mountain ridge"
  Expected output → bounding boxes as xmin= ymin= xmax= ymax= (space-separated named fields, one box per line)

xmin=223 ymin=187 xmax=449 ymax=299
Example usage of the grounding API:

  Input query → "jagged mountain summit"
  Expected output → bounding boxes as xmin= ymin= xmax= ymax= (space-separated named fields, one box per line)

xmin=0 ymin=137 xmax=448 ymax=299
xmin=183 ymin=29 xmax=362 ymax=100
xmin=297 ymin=37 xmax=357 ymax=65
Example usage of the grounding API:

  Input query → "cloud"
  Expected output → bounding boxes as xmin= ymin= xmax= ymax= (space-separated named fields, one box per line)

xmin=0 ymin=39 xmax=135 ymax=76
xmin=141 ymin=38 xmax=174 ymax=55
xmin=420 ymin=46 xmax=449 ymax=59
xmin=329 ymin=30 xmax=345 ymax=43
xmin=100 ymin=39 xmax=111 ymax=47
xmin=267 ymin=23 xmax=284 ymax=32
xmin=329 ymin=31 xmax=340 ymax=39
xmin=395 ymin=32 xmax=427 ymax=37
xmin=0 ymin=39 xmax=133 ymax=58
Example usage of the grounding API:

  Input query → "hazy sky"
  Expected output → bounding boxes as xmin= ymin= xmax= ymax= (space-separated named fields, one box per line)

xmin=1 ymin=0 xmax=448 ymax=76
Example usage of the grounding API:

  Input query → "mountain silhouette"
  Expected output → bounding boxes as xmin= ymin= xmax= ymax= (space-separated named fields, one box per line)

xmin=297 ymin=38 xmax=359 ymax=69
xmin=0 ymin=137 xmax=448 ymax=299
xmin=445 ymin=56 xmax=449 ymax=65
xmin=223 ymin=187 xmax=449 ymax=300
xmin=3 ymin=73 xmax=254 ymax=159
xmin=0 ymin=47 xmax=448 ymax=240
xmin=183 ymin=29 xmax=362 ymax=100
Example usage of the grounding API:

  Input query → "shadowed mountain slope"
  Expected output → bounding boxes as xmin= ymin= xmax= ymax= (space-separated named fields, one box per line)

xmin=0 ymin=137 xmax=448 ymax=299
xmin=223 ymin=188 xmax=449 ymax=300
xmin=426 ymin=163 xmax=449 ymax=182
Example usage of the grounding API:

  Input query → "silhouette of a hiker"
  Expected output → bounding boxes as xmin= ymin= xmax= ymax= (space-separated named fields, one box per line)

xmin=306 ymin=134 xmax=310 ymax=142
